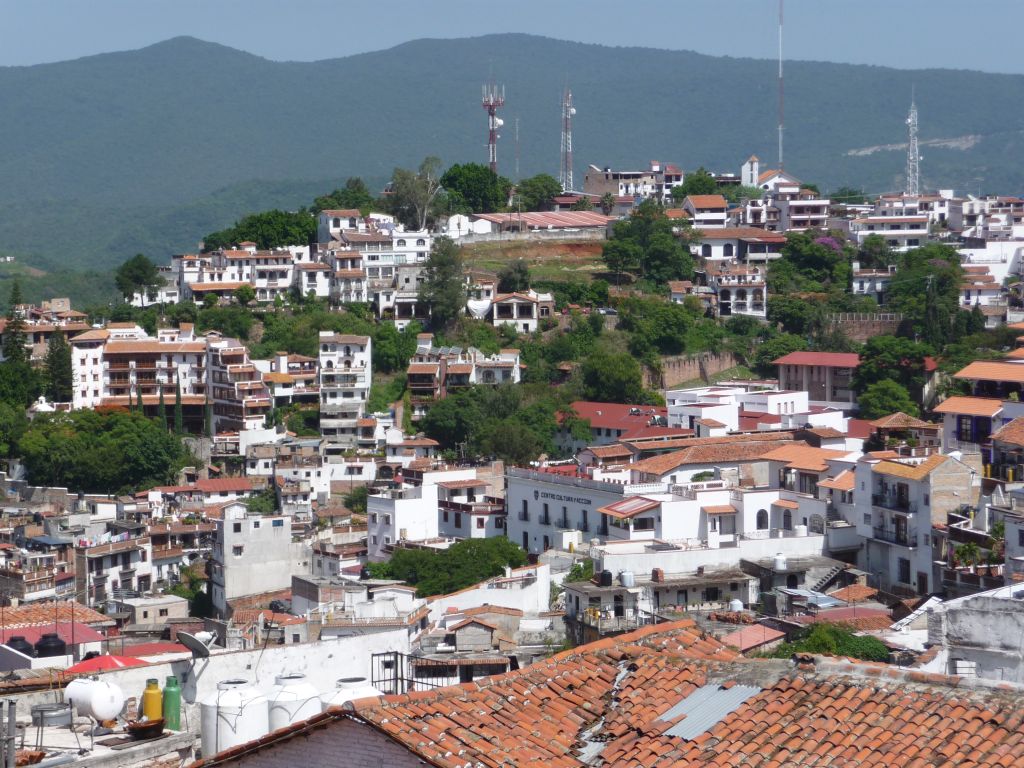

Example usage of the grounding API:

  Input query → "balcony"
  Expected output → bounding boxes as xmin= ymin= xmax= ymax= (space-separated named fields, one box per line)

xmin=556 ymin=517 xmax=570 ymax=529
xmin=518 ymin=511 xmax=530 ymax=522
xmin=872 ymin=494 xmax=917 ymax=514
xmin=871 ymin=525 xmax=917 ymax=547
xmin=539 ymin=514 xmax=551 ymax=526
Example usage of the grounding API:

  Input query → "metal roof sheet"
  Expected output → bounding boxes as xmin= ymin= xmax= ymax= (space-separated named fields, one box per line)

xmin=661 ymin=683 xmax=761 ymax=740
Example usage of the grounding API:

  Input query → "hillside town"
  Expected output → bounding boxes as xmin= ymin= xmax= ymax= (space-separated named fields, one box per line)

xmin=4 ymin=106 xmax=1024 ymax=766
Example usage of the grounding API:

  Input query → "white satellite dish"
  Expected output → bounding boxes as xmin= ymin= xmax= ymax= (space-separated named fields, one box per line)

xmin=178 ymin=631 xmax=217 ymax=659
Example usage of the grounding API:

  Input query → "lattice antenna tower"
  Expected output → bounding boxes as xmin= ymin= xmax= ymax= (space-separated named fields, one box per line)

xmin=559 ymin=87 xmax=576 ymax=192
xmin=482 ymin=83 xmax=505 ymax=175
xmin=905 ymin=91 xmax=920 ymax=197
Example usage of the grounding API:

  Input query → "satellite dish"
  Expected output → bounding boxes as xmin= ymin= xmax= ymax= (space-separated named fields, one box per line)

xmin=178 ymin=631 xmax=216 ymax=659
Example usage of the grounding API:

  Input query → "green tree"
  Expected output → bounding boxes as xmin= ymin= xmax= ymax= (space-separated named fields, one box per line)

xmin=418 ymin=236 xmax=466 ymax=330
xmin=246 ymin=488 xmax=278 ymax=514
xmin=857 ymin=379 xmax=919 ymax=419
xmin=43 ymin=332 xmax=73 ymax=403
xmin=570 ymin=195 xmax=593 ymax=211
xmin=601 ymin=239 xmax=641 ymax=285
xmin=515 ymin=174 xmax=563 ymax=211
xmin=312 ymin=177 xmax=375 ymax=213
xmin=768 ymin=623 xmax=889 ymax=662
xmin=388 ymin=156 xmax=444 ymax=230
xmin=831 ymin=186 xmax=869 ymax=204
xmin=114 ymin=254 xmax=161 ymax=300
xmin=599 ymin=193 xmax=616 ymax=216
xmin=857 ymin=234 xmax=895 ymax=269
xmin=853 ymin=335 xmax=931 ymax=398
xmin=2 ymin=280 xmax=28 ymax=366
xmin=157 ymin=387 xmax=167 ymax=431
xmin=343 ymin=486 xmax=369 ymax=516
xmin=753 ymin=333 xmax=808 ymax=377
xmin=173 ymin=374 xmax=183 ymax=433
xmin=580 ymin=350 xmax=644 ymax=404
xmin=204 ymin=209 xmax=315 ymax=251
xmin=233 ymin=284 xmax=256 ymax=306
xmin=886 ymin=243 xmax=963 ymax=347
xmin=441 ymin=162 xmax=512 ymax=213
xmin=671 ymin=167 xmax=717 ymax=201
xmin=498 ymin=259 xmax=531 ymax=293
xmin=565 ymin=559 xmax=595 ymax=582
xmin=0 ymin=402 xmax=27 ymax=458
xmin=368 ymin=537 xmax=527 ymax=597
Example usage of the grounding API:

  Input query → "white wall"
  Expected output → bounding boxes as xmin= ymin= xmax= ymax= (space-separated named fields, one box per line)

xmin=425 ymin=564 xmax=551 ymax=621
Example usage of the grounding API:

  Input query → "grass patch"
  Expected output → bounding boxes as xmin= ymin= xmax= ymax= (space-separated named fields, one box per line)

xmin=459 ymin=239 xmax=604 ymax=283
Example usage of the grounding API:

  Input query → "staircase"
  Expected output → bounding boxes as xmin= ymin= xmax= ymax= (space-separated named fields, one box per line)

xmin=811 ymin=566 xmax=844 ymax=593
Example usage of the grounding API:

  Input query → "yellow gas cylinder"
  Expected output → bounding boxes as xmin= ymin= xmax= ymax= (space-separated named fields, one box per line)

xmin=142 ymin=678 xmax=163 ymax=721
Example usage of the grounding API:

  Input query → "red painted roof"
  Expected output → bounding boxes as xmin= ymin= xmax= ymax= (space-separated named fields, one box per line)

xmin=563 ymin=401 xmax=667 ymax=431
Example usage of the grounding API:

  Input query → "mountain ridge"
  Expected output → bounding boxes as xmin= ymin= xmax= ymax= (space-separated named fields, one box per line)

xmin=1 ymin=33 xmax=1022 ymax=270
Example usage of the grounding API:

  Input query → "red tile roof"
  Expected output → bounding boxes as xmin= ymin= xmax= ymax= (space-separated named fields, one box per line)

xmin=773 ymin=351 xmax=860 ymax=367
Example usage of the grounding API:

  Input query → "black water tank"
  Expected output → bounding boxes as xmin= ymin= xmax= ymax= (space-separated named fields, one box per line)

xmin=34 ymin=633 xmax=67 ymax=658
xmin=600 ymin=569 xmax=614 ymax=587
xmin=5 ymin=636 xmax=34 ymax=657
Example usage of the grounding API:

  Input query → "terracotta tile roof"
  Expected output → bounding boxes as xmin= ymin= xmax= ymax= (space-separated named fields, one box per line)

xmin=869 ymin=411 xmax=934 ymax=429
xmin=818 ymin=469 xmax=855 ymax=492
xmin=771 ymin=499 xmax=799 ymax=509
xmin=321 ymin=208 xmax=362 ymax=218
xmin=773 ymin=350 xmax=860 ymax=367
xmin=629 ymin=432 xmax=797 ymax=476
xmin=586 ymin=444 xmax=634 ymax=459
xmin=701 ymin=504 xmax=737 ymax=515
xmin=0 ymin=601 xmax=109 ymax=627
xmin=194 ymin=478 xmax=253 ymax=493
xmin=684 ymin=194 xmax=728 ymax=208
xmin=954 ymin=360 xmax=1024 ymax=383
xmin=872 ymin=453 xmax=949 ymax=481
xmin=599 ymin=496 xmax=661 ymax=520
xmin=932 ymin=396 xmax=1003 ymax=417
xmin=828 ymin=583 xmax=879 ymax=603
xmin=406 ymin=363 xmax=439 ymax=375
xmin=992 ymin=416 xmax=1024 ymax=447
xmin=718 ymin=624 xmax=785 ymax=651
xmin=759 ymin=444 xmax=851 ymax=472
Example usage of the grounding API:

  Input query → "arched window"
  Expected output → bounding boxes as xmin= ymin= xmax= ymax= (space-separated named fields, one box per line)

xmin=396 ymin=239 xmax=407 ymax=247
xmin=756 ymin=509 xmax=769 ymax=530
xmin=786 ymin=574 xmax=799 ymax=589
xmin=416 ymin=238 xmax=426 ymax=246
xmin=720 ymin=289 xmax=731 ymax=301
xmin=701 ymin=244 xmax=712 ymax=258
xmin=724 ymin=243 xmax=734 ymax=257
xmin=783 ymin=510 xmax=793 ymax=530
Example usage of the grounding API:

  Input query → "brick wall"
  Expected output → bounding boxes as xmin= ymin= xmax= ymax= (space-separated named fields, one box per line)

xmin=648 ymin=351 xmax=741 ymax=389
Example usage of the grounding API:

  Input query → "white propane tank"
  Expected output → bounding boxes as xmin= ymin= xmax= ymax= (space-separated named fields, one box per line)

xmin=774 ymin=553 xmax=787 ymax=572
xmin=200 ymin=679 xmax=269 ymax=758
xmin=65 ymin=678 xmax=125 ymax=721
xmin=729 ymin=599 xmax=744 ymax=612
xmin=620 ymin=571 xmax=636 ymax=588
xmin=267 ymin=673 xmax=320 ymax=731
xmin=320 ymin=677 xmax=383 ymax=711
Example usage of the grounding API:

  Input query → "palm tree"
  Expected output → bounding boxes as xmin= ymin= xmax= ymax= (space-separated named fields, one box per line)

xmin=954 ymin=541 xmax=982 ymax=571
xmin=599 ymin=192 xmax=616 ymax=216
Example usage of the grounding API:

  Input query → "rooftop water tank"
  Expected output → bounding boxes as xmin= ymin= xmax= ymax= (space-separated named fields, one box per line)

xmin=5 ymin=636 xmax=34 ymax=657
xmin=321 ymin=678 xmax=383 ymax=711
xmin=200 ymin=679 xmax=269 ymax=758
xmin=620 ymin=571 xmax=636 ymax=588
xmin=66 ymin=678 xmax=125 ymax=722
xmin=794 ymin=524 xmax=808 ymax=538
xmin=599 ymin=570 xmax=613 ymax=587
xmin=267 ymin=673 xmax=321 ymax=732
xmin=34 ymin=633 xmax=67 ymax=658
xmin=729 ymin=599 xmax=744 ymax=612
xmin=774 ymin=553 xmax=787 ymax=572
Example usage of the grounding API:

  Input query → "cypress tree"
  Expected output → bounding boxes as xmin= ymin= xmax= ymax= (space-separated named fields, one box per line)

xmin=173 ymin=373 xmax=183 ymax=433
xmin=44 ymin=331 xmax=73 ymax=402
xmin=157 ymin=386 xmax=167 ymax=430
xmin=136 ymin=379 xmax=144 ymax=413
xmin=2 ymin=280 xmax=28 ymax=366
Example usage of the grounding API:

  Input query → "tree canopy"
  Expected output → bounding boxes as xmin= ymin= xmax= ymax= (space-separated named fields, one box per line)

xmin=858 ymin=379 xmax=919 ymax=420
xmin=387 ymin=156 xmax=444 ymax=230
xmin=367 ymin=537 xmax=527 ymax=597
xmin=114 ymin=254 xmax=161 ymax=300
xmin=671 ymin=167 xmax=717 ymax=201
xmin=418 ymin=236 xmax=466 ymax=329
xmin=203 ymin=209 xmax=315 ymax=251
xmin=515 ymin=174 xmax=563 ymax=211
xmin=312 ymin=177 xmax=375 ymax=213
xmin=601 ymin=200 xmax=695 ymax=283
xmin=498 ymin=259 xmax=531 ymax=293
xmin=44 ymin=332 xmax=73 ymax=403
xmin=441 ymin=163 xmax=512 ymax=214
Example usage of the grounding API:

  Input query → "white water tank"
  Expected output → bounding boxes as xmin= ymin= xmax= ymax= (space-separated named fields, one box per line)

xmin=774 ymin=553 xmax=787 ymax=572
xmin=267 ymin=673 xmax=321 ymax=731
xmin=200 ymin=679 xmax=269 ymax=758
xmin=620 ymin=571 xmax=636 ymax=588
xmin=65 ymin=678 xmax=125 ymax=721
xmin=794 ymin=524 xmax=808 ymax=538
xmin=729 ymin=599 xmax=744 ymax=612
xmin=320 ymin=677 xmax=383 ymax=711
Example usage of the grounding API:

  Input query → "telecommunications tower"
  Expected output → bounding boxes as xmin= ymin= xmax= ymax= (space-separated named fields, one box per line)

xmin=482 ymin=83 xmax=505 ymax=175
xmin=905 ymin=94 xmax=920 ymax=197
xmin=559 ymin=88 xmax=576 ymax=192
xmin=777 ymin=0 xmax=784 ymax=171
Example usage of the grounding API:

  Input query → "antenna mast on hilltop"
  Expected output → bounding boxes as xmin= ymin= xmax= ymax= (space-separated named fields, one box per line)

xmin=482 ymin=83 xmax=505 ymax=175
xmin=559 ymin=87 xmax=576 ymax=192
xmin=777 ymin=0 xmax=784 ymax=171
xmin=514 ymin=117 xmax=520 ymax=181
xmin=905 ymin=91 xmax=920 ymax=196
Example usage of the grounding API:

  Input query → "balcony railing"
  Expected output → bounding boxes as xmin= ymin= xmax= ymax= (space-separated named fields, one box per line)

xmin=517 ymin=511 xmax=530 ymax=522
xmin=871 ymin=526 xmax=917 ymax=547
xmin=872 ymin=494 xmax=917 ymax=514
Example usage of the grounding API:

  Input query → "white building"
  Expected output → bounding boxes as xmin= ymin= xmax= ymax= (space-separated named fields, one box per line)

xmin=849 ymin=216 xmax=930 ymax=252
xmin=318 ymin=332 xmax=372 ymax=448
xmin=210 ymin=503 xmax=305 ymax=618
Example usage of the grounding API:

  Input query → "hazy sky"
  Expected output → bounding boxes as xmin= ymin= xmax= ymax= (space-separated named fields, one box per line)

xmin=2 ymin=0 xmax=1021 ymax=74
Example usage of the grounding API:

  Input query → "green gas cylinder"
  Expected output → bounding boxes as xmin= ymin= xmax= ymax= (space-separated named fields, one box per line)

xmin=162 ymin=675 xmax=181 ymax=730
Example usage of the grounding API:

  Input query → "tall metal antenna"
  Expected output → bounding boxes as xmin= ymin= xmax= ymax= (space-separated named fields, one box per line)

xmin=905 ymin=89 xmax=920 ymax=197
xmin=778 ymin=0 xmax=784 ymax=171
xmin=482 ymin=83 xmax=505 ymax=175
xmin=559 ymin=87 xmax=576 ymax=192
xmin=514 ymin=116 xmax=520 ymax=181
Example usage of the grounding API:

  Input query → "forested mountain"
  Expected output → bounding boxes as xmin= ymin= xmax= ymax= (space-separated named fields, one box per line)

xmin=2 ymin=33 xmax=1023 ymax=270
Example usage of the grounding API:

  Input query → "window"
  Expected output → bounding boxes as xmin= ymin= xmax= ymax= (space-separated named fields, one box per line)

xmin=898 ymin=557 xmax=911 ymax=585
xmin=253 ymin=520 xmax=260 ymax=529
xmin=782 ymin=510 xmax=792 ymax=530
xmin=232 ymin=545 xmax=244 ymax=557
xmin=442 ymin=510 xmax=449 ymax=523
xmin=923 ymin=493 xmax=929 ymax=506
xmin=1018 ymin=529 xmax=1024 ymax=547
xmin=159 ymin=608 xmax=168 ymax=617
xmin=476 ymin=517 xmax=485 ymax=529
xmin=142 ymin=610 xmax=149 ymax=619
xmin=756 ymin=510 xmax=768 ymax=530
xmin=370 ymin=513 xmax=378 ymax=524
xmin=292 ymin=633 xmax=300 ymax=643
xmin=232 ymin=522 xmax=242 ymax=533
xmin=272 ymin=519 xmax=284 ymax=528
xmin=455 ymin=512 xmax=462 ymax=528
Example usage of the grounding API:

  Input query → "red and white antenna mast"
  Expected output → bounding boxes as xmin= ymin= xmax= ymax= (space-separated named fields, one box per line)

xmin=559 ymin=87 xmax=576 ymax=192
xmin=482 ymin=83 xmax=505 ymax=175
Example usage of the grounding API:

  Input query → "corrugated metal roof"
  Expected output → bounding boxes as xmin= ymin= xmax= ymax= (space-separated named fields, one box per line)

xmin=661 ymin=683 xmax=761 ymax=740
